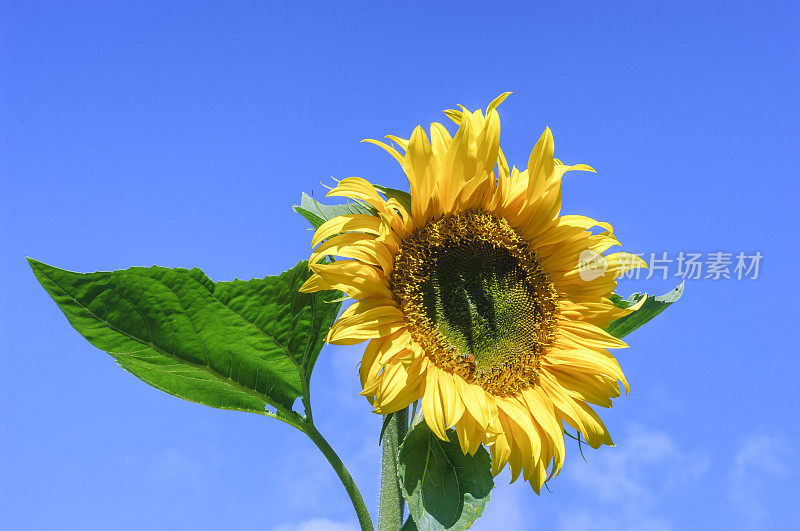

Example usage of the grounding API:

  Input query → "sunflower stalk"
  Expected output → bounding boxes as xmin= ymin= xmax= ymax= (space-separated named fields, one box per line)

xmin=378 ymin=407 xmax=409 ymax=530
xmin=301 ymin=420 xmax=375 ymax=531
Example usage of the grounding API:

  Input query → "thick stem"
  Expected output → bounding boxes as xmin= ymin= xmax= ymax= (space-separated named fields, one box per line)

xmin=303 ymin=422 xmax=375 ymax=531
xmin=378 ymin=408 xmax=409 ymax=530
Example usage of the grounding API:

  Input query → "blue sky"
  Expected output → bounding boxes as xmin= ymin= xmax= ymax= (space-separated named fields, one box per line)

xmin=2 ymin=1 xmax=798 ymax=529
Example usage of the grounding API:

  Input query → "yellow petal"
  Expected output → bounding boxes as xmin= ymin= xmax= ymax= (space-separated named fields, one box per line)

xmin=437 ymin=370 xmax=465 ymax=429
xmin=556 ymin=319 xmax=629 ymax=349
xmin=373 ymin=358 xmax=424 ymax=413
xmin=497 ymin=398 xmax=540 ymax=473
xmin=309 ymin=261 xmax=392 ymax=300
xmin=490 ymin=432 xmax=512 ymax=476
xmin=360 ymin=337 xmax=387 ymax=392
xmin=443 ymin=108 xmax=462 ymax=124
xmin=476 ymin=108 xmax=501 ymax=177
xmin=384 ymin=134 xmax=408 ymax=151
xmin=439 ymin=112 xmax=478 ymax=211
xmin=539 ymin=373 xmax=613 ymax=448
xmin=298 ymin=272 xmax=332 ymax=294
xmin=521 ymin=388 xmax=565 ymax=474
xmin=421 ymin=368 xmax=449 ymax=440
xmin=526 ymin=127 xmax=555 ymax=203
xmin=486 ymin=91 xmax=512 ymax=112
xmin=546 ymin=345 xmax=628 ymax=387
xmin=406 ymin=125 xmax=435 ymax=222
xmin=310 ymin=232 xmax=395 ymax=274
xmin=326 ymin=176 xmax=389 ymax=213
xmin=606 ymin=252 xmax=649 ymax=278
xmin=327 ymin=300 xmax=405 ymax=344
xmin=362 ymin=138 xmax=404 ymax=167
xmin=430 ymin=122 xmax=452 ymax=160
xmin=455 ymin=378 xmax=493 ymax=432
xmin=548 ymin=368 xmax=619 ymax=407
xmin=455 ymin=411 xmax=486 ymax=455
xmin=311 ymin=214 xmax=384 ymax=249
xmin=371 ymin=329 xmax=412 ymax=365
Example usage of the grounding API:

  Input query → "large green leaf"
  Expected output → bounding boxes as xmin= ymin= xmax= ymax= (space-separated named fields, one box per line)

xmin=398 ymin=423 xmax=493 ymax=530
xmin=607 ymin=282 xmax=684 ymax=339
xmin=28 ymin=258 xmax=340 ymax=417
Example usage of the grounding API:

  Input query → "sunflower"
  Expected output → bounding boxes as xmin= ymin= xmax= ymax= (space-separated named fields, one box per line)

xmin=300 ymin=93 xmax=646 ymax=492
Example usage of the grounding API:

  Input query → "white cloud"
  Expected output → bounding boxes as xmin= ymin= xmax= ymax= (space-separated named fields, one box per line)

xmin=272 ymin=518 xmax=357 ymax=531
xmin=729 ymin=431 xmax=793 ymax=529
xmin=558 ymin=424 xmax=708 ymax=531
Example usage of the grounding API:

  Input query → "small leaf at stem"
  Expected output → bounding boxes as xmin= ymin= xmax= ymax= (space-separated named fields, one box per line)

xmin=398 ymin=423 xmax=493 ymax=530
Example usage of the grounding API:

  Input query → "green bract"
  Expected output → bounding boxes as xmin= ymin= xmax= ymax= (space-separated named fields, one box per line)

xmin=607 ymin=283 xmax=685 ymax=339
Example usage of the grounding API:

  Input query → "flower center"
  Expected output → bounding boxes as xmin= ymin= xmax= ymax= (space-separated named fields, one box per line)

xmin=390 ymin=210 xmax=558 ymax=397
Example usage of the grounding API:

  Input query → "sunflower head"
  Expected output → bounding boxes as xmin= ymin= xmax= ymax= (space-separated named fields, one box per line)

xmin=390 ymin=210 xmax=559 ymax=398
xmin=300 ymin=94 xmax=646 ymax=491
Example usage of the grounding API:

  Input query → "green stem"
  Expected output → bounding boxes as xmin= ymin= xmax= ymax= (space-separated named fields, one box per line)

xmin=378 ymin=408 xmax=409 ymax=530
xmin=303 ymin=422 xmax=375 ymax=531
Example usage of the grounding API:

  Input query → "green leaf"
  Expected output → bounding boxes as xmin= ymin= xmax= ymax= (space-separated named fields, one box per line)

xmin=398 ymin=423 xmax=493 ymax=530
xmin=293 ymin=184 xmax=412 ymax=232
xmin=606 ymin=282 xmax=684 ymax=339
xmin=28 ymin=258 xmax=340 ymax=417
xmin=292 ymin=191 xmax=372 ymax=230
